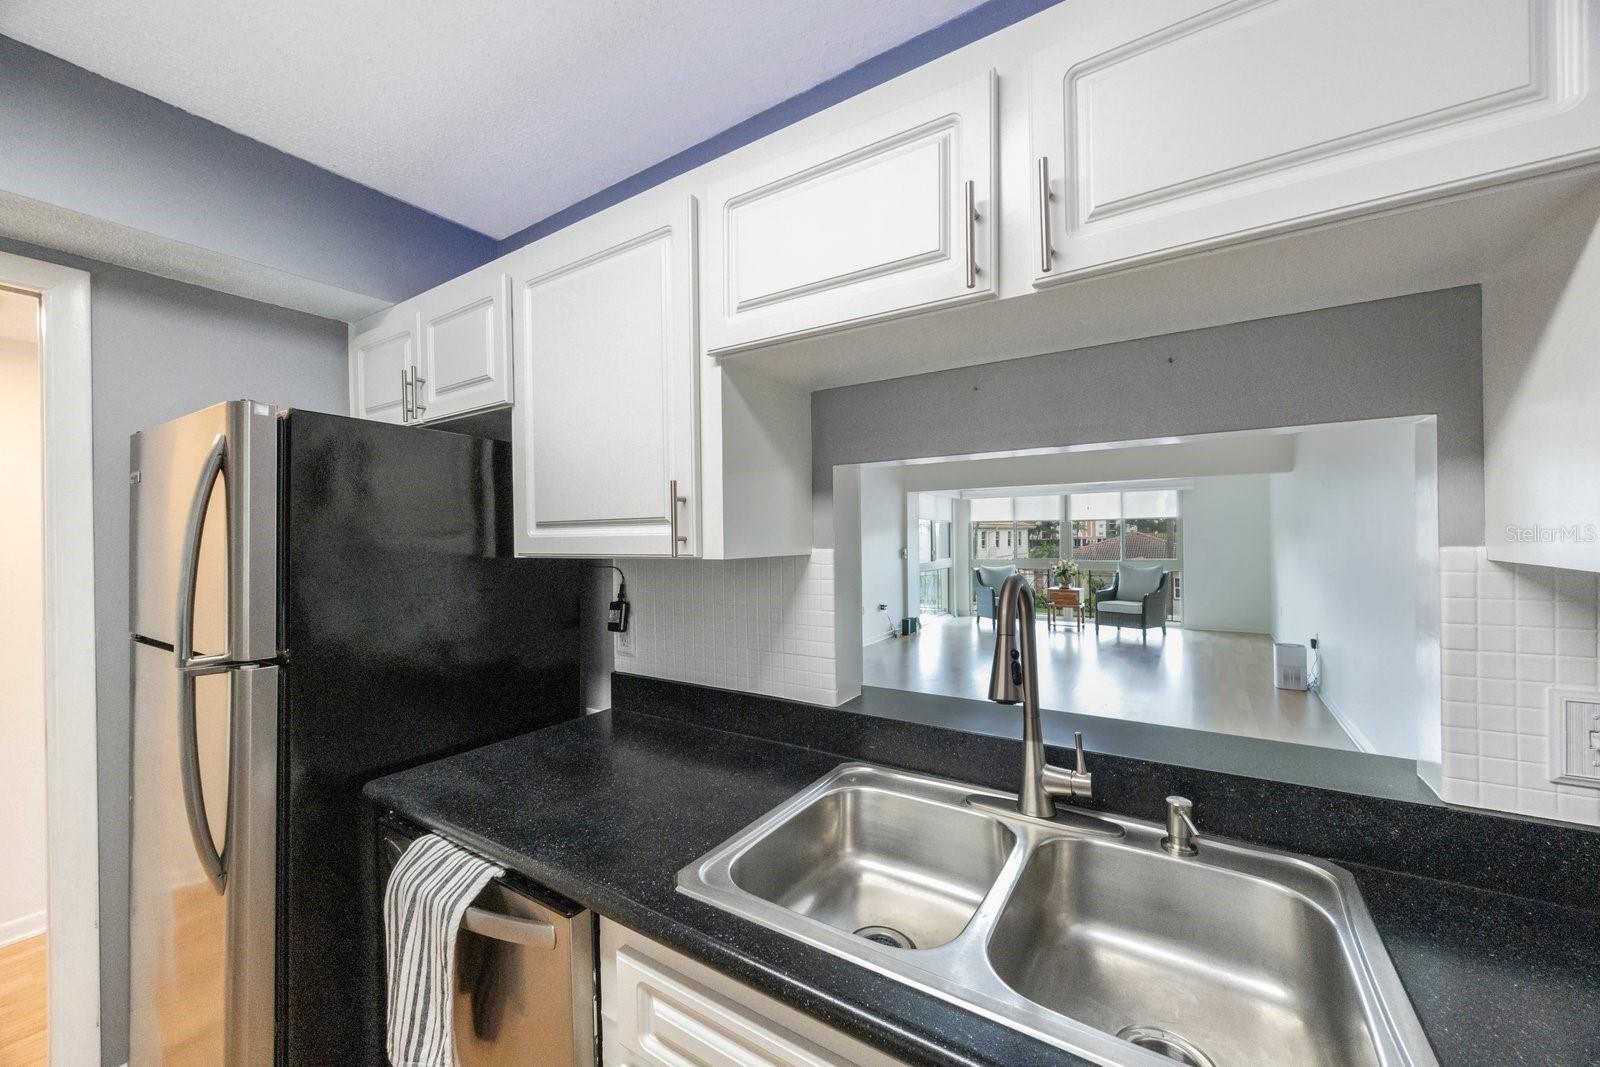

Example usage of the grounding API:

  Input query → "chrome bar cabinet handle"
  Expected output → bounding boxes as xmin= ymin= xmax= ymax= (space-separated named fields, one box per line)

xmin=964 ymin=179 xmax=978 ymax=290
xmin=1037 ymin=156 xmax=1053 ymax=274
xmin=669 ymin=479 xmax=688 ymax=556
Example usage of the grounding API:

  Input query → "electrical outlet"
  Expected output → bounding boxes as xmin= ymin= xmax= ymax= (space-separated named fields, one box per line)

xmin=616 ymin=623 xmax=635 ymax=658
xmin=1548 ymin=689 xmax=1600 ymax=788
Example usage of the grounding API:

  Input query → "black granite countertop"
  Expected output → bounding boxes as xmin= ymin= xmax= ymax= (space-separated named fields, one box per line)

xmin=365 ymin=710 xmax=1600 ymax=1067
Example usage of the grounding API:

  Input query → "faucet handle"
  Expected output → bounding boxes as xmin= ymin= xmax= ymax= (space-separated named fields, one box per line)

xmin=1042 ymin=732 xmax=1093 ymax=802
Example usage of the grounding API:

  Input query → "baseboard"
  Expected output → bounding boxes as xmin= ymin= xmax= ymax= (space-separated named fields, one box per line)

xmin=863 ymin=630 xmax=897 ymax=647
xmin=1319 ymin=691 xmax=1377 ymax=754
xmin=1185 ymin=623 xmax=1271 ymax=635
xmin=0 ymin=909 xmax=46 ymax=948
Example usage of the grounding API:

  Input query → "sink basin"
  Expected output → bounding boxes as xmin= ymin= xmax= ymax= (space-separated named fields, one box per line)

xmin=678 ymin=763 xmax=1436 ymax=1066
xmin=729 ymin=786 xmax=1014 ymax=950
xmin=989 ymin=838 xmax=1378 ymax=1067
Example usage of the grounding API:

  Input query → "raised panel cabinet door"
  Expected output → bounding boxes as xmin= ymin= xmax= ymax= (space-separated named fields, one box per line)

xmin=704 ymin=71 xmax=997 ymax=356
xmin=348 ymin=306 xmax=419 ymax=424
xmin=1031 ymin=0 xmax=1600 ymax=286
xmin=511 ymin=189 xmax=698 ymax=557
xmin=610 ymin=947 xmax=846 ymax=1067
xmin=414 ymin=266 xmax=514 ymax=422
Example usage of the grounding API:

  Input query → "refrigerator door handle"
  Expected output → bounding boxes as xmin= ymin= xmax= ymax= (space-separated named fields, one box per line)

xmin=179 ymin=666 xmax=228 ymax=892
xmin=177 ymin=432 xmax=230 ymax=892
xmin=178 ymin=432 xmax=231 ymax=672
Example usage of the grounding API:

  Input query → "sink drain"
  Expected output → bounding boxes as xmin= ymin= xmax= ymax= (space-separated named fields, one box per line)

xmin=853 ymin=924 xmax=915 ymax=949
xmin=1115 ymin=1026 xmax=1216 ymax=1067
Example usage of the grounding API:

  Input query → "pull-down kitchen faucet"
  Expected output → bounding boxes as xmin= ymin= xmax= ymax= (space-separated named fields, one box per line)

xmin=987 ymin=574 xmax=1092 ymax=817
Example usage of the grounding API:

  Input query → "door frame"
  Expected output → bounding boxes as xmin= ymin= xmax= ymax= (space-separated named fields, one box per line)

xmin=0 ymin=250 xmax=100 ymax=1064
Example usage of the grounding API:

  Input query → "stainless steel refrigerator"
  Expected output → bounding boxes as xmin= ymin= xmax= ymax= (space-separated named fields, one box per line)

xmin=129 ymin=401 xmax=583 ymax=1066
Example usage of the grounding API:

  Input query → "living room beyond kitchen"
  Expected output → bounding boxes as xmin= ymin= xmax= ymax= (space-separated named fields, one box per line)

xmin=859 ymin=419 xmax=1434 ymax=759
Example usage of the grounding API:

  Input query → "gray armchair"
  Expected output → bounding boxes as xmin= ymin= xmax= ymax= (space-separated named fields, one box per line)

xmin=973 ymin=564 xmax=1019 ymax=627
xmin=1094 ymin=562 xmax=1170 ymax=643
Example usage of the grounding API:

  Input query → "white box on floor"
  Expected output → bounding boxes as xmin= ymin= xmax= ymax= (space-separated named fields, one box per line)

xmin=1274 ymin=643 xmax=1308 ymax=690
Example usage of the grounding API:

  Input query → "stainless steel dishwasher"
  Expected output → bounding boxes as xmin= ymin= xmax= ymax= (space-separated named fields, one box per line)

xmin=381 ymin=828 xmax=597 ymax=1065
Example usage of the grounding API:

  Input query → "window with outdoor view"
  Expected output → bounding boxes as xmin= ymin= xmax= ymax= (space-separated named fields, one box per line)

xmin=968 ymin=488 xmax=1183 ymax=621
xmin=1122 ymin=489 xmax=1180 ymax=559
xmin=1069 ymin=492 xmax=1122 ymax=561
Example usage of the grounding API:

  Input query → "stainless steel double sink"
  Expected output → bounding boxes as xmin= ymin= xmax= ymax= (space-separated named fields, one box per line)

xmin=677 ymin=763 xmax=1437 ymax=1066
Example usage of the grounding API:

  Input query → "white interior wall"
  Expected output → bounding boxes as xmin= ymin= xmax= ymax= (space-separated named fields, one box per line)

xmin=1269 ymin=422 xmax=1421 ymax=757
xmin=0 ymin=320 xmax=48 ymax=947
xmin=1180 ymin=475 xmax=1274 ymax=634
xmin=858 ymin=465 xmax=905 ymax=644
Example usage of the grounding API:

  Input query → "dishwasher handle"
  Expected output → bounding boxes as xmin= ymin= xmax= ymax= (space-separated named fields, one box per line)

xmin=461 ymin=906 xmax=556 ymax=949
xmin=383 ymin=830 xmax=559 ymax=949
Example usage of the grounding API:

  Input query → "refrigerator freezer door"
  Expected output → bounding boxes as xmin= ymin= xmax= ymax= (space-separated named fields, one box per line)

xmin=130 ymin=641 xmax=278 ymax=1067
xmin=131 ymin=400 xmax=278 ymax=660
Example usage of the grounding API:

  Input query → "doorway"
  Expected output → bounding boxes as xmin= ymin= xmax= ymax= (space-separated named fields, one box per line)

xmin=0 ymin=285 xmax=47 ymax=1063
xmin=0 ymin=250 xmax=100 ymax=1066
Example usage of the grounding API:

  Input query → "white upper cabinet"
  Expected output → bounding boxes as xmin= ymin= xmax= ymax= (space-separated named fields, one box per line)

xmin=1030 ymin=0 xmax=1600 ymax=286
xmin=348 ymin=262 xmax=513 ymax=425
xmin=511 ymin=188 xmax=699 ymax=557
xmin=704 ymin=71 xmax=998 ymax=355
xmin=348 ymin=305 xmax=418 ymax=425
xmin=413 ymin=265 xmax=513 ymax=422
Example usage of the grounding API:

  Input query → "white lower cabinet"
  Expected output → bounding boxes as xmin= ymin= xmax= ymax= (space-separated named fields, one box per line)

xmin=600 ymin=920 xmax=908 ymax=1067
xmin=511 ymin=187 xmax=700 ymax=557
xmin=1029 ymin=0 xmax=1600 ymax=285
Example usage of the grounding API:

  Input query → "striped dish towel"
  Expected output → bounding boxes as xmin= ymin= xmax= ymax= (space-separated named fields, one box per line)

xmin=384 ymin=834 xmax=504 ymax=1067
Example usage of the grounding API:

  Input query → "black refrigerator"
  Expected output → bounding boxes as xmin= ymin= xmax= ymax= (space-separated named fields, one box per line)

xmin=129 ymin=402 xmax=583 ymax=1065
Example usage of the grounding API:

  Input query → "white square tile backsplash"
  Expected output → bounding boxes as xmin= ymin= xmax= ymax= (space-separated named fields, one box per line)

xmin=614 ymin=550 xmax=840 ymax=705
xmin=1439 ymin=546 xmax=1600 ymax=826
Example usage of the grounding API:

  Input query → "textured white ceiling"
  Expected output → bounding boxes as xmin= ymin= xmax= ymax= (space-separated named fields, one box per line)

xmin=2 ymin=0 xmax=984 ymax=239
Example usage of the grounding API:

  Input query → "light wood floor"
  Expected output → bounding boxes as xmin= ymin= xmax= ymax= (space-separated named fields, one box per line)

xmin=0 ymin=934 xmax=46 ymax=1067
xmin=864 ymin=616 xmax=1358 ymax=751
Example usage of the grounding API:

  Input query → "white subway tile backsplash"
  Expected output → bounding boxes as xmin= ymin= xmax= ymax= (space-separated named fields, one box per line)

xmin=1477 ymin=570 xmax=1516 ymax=599
xmin=1514 ymin=600 xmax=1553 ymax=627
xmin=1478 ymin=626 xmax=1515 ymax=652
xmin=614 ymin=550 xmax=843 ymax=705
xmin=1439 ymin=546 xmax=1600 ymax=827
xmin=1516 ymin=628 xmax=1555 ymax=655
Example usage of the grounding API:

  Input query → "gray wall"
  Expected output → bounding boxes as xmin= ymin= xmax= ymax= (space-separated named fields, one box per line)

xmin=0 ymin=35 xmax=496 ymax=304
xmin=0 ymin=236 xmax=348 ymax=1066
xmin=812 ymin=286 xmax=1484 ymax=547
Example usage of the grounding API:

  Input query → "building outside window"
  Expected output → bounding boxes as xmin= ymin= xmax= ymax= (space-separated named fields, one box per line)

xmin=918 ymin=513 xmax=954 ymax=615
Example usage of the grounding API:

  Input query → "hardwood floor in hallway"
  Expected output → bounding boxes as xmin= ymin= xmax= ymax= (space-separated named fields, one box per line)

xmin=0 ymin=933 xmax=46 ymax=1067
xmin=863 ymin=616 xmax=1359 ymax=752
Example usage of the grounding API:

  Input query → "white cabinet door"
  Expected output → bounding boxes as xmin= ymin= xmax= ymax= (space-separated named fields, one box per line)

xmin=1030 ymin=0 xmax=1600 ymax=286
xmin=704 ymin=71 xmax=997 ymax=356
xmin=414 ymin=265 xmax=513 ymax=422
xmin=600 ymin=921 xmax=907 ymax=1067
xmin=348 ymin=306 xmax=418 ymax=425
xmin=511 ymin=189 xmax=698 ymax=557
